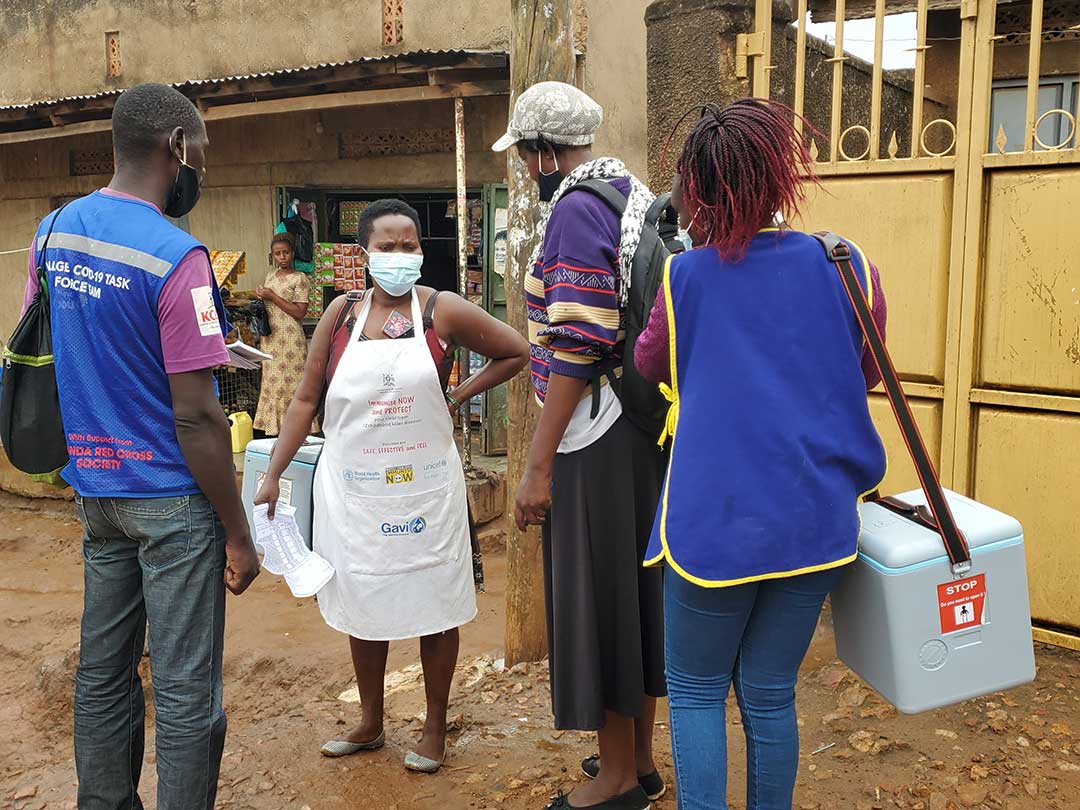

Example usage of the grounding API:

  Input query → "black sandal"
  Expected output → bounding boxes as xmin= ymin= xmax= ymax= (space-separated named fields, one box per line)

xmin=581 ymin=755 xmax=667 ymax=801
xmin=544 ymin=786 xmax=651 ymax=809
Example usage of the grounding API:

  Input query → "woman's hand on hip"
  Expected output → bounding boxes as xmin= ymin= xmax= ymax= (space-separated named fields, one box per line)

xmin=514 ymin=465 xmax=551 ymax=530
xmin=254 ymin=476 xmax=281 ymax=520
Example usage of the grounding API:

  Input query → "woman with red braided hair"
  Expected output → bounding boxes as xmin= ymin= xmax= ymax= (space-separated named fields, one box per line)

xmin=635 ymin=99 xmax=888 ymax=810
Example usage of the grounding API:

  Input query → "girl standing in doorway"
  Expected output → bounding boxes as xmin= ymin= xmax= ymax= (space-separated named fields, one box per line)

xmin=253 ymin=232 xmax=317 ymax=436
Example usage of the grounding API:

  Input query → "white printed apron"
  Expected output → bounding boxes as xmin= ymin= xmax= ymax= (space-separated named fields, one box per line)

xmin=313 ymin=290 xmax=476 ymax=640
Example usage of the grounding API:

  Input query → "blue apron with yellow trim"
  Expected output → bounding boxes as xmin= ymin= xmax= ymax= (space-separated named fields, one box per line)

xmin=645 ymin=230 xmax=887 ymax=587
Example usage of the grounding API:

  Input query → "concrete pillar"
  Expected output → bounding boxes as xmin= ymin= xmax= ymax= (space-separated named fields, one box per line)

xmin=645 ymin=0 xmax=756 ymax=189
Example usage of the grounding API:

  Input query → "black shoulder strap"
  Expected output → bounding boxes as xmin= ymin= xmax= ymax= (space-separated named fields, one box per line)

xmin=645 ymin=192 xmax=673 ymax=227
xmin=564 ymin=179 xmax=627 ymax=216
xmin=812 ymin=231 xmax=971 ymax=574
xmin=332 ymin=294 xmax=359 ymax=336
xmin=423 ymin=290 xmax=441 ymax=328
xmin=35 ymin=202 xmax=71 ymax=306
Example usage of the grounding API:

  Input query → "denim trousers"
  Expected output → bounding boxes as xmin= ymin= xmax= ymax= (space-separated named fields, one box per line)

xmin=74 ymin=494 xmax=227 ymax=810
xmin=664 ymin=566 xmax=845 ymax=810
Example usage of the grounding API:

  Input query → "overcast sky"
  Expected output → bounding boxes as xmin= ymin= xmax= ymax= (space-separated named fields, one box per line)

xmin=802 ymin=12 xmax=919 ymax=70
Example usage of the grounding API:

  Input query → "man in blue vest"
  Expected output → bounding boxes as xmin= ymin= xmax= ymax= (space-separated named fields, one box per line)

xmin=22 ymin=83 xmax=260 ymax=810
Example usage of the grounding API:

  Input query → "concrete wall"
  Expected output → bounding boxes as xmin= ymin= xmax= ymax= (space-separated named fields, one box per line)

xmin=583 ymin=0 xmax=654 ymax=180
xmin=645 ymin=0 xmax=755 ymax=190
xmin=0 ymin=0 xmax=653 ymax=180
xmin=0 ymin=0 xmax=507 ymax=105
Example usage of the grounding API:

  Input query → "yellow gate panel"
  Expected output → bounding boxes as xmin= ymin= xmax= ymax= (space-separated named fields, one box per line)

xmin=867 ymin=395 xmax=942 ymax=495
xmin=979 ymin=167 xmax=1080 ymax=394
xmin=972 ymin=406 xmax=1080 ymax=631
xmin=798 ymin=175 xmax=953 ymax=382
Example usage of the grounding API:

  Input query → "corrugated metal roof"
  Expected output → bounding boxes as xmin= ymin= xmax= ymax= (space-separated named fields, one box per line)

xmin=0 ymin=49 xmax=506 ymax=112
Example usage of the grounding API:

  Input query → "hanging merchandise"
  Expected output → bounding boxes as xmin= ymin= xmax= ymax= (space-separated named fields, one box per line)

xmin=210 ymin=250 xmax=247 ymax=291
xmin=281 ymin=200 xmax=315 ymax=265
xmin=338 ymin=201 xmax=368 ymax=237
xmin=248 ymin=299 xmax=272 ymax=337
xmin=817 ymin=232 xmax=1036 ymax=714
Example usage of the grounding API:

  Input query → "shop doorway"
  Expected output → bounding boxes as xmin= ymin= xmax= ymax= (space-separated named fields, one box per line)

xmin=276 ymin=185 xmax=510 ymax=454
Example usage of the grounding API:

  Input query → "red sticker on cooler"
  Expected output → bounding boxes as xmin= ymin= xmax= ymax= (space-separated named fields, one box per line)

xmin=937 ymin=574 xmax=987 ymax=634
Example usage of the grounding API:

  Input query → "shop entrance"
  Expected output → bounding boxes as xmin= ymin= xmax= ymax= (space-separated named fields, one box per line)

xmin=275 ymin=185 xmax=510 ymax=455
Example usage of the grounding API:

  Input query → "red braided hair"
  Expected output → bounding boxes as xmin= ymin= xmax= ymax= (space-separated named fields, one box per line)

xmin=667 ymin=98 xmax=818 ymax=260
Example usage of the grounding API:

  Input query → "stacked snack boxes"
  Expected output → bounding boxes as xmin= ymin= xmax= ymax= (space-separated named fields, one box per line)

xmin=313 ymin=243 xmax=337 ymax=286
xmin=313 ymin=243 xmax=367 ymax=313
xmin=308 ymin=278 xmax=325 ymax=318
xmin=339 ymin=201 xmax=367 ymax=237
xmin=314 ymin=242 xmax=367 ymax=298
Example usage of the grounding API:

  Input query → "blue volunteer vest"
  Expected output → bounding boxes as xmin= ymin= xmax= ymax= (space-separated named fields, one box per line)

xmin=645 ymin=229 xmax=887 ymax=587
xmin=39 ymin=191 xmax=229 ymax=498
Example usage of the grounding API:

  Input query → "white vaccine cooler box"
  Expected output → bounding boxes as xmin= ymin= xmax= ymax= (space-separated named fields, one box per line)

xmin=241 ymin=437 xmax=324 ymax=550
xmin=831 ymin=488 xmax=1035 ymax=714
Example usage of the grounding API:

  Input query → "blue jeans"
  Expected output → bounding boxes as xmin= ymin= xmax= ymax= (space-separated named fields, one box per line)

xmin=74 ymin=494 xmax=227 ymax=810
xmin=665 ymin=566 xmax=845 ymax=810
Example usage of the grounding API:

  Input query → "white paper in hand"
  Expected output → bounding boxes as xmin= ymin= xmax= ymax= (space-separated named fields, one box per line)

xmin=252 ymin=503 xmax=335 ymax=598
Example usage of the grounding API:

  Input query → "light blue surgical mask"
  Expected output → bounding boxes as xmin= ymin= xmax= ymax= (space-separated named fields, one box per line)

xmin=362 ymin=248 xmax=424 ymax=297
xmin=676 ymin=228 xmax=694 ymax=253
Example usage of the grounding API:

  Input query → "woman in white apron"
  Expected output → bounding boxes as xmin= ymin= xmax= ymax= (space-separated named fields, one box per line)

xmin=255 ymin=199 xmax=529 ymax=773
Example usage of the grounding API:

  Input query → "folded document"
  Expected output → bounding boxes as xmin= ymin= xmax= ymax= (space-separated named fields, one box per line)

xmin=252 ymin=502 xmax=334 ymax=598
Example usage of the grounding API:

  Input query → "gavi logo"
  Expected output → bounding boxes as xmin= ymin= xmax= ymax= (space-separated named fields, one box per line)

xmin=380 ymin=517 xmax=427 ymax=537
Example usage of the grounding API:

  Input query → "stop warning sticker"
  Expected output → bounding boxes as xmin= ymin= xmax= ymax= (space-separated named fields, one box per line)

xmin=937 ymin=573 xmax=987 ymax=634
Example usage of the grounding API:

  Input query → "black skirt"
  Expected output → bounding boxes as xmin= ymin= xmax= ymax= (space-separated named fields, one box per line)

xmin=542 ymin=416 xmax=668 ymax=731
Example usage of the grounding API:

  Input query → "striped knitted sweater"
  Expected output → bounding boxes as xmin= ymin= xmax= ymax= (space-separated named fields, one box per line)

xmin=525 ymin=178 xmax=630 ymax=404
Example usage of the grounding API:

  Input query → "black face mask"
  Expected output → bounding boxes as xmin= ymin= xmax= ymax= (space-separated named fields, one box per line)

xmin=165 ymin=140 xmax=202 ymax=218
xmin=538 ymin=149 xmax=563 ymax=202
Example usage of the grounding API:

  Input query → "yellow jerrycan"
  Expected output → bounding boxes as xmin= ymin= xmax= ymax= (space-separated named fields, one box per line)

xmin=228 ymin=412 xmax=254 ymax=454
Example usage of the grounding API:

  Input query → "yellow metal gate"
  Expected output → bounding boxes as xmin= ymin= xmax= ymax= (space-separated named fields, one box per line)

xmin=747 ymin=0 xmax=1080 ymax=644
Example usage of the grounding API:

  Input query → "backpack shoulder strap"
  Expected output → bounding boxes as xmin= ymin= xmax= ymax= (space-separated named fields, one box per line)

xmin=811 ymin=231 xmax=971 ymax=574
xmin=35 ymin=202 xmax=71 ymax=305
xmin=332 ymin=292 xmax=363 ymax=335
xmin=564 ymin=179 xmax=627 ymax=216
xmin=422 ymin=290 xmax=441 ymax=330
xmin=644 ymin=192 xmax=672 ymax=227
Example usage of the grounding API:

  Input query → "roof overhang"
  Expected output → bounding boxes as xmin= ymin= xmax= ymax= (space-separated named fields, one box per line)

xmin=0 ymin=50 xmax=509 ymax=145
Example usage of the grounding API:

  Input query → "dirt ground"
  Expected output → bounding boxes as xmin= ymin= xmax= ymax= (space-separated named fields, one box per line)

xmin=1 ymin=492 xmax=1078 ymax=810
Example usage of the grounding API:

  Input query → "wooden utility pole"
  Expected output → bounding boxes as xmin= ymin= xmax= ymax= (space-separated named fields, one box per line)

xmin=503 ymin=0 xmax=576 ymax=666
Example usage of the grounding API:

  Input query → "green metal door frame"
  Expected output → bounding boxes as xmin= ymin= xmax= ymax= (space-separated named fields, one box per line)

xmin=481 ymin=182 xmax=509 ymax=455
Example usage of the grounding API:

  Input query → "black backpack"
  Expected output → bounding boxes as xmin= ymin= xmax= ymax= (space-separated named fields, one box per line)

xmin=281 ymin=214 xmax=314 ymax=264
xmin=563 ymin=180 xmax=682 ymax=441
xmin=0 ymin=205 xmax=70 ymax=486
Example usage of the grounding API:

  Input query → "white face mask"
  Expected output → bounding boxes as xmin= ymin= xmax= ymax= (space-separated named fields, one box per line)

xmin=676 ymin=229 xmax=694 ymax=253
xmin=362 ymin=248 xmax=424 ymax=297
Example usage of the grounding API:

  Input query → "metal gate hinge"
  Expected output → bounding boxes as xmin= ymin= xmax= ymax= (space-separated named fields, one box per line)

xmin=735 ymin=31 xmax=765 ymax=79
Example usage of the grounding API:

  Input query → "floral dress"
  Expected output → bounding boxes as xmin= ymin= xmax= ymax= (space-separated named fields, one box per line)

xmin=253 ymin=269 xmax=317 ymax=435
